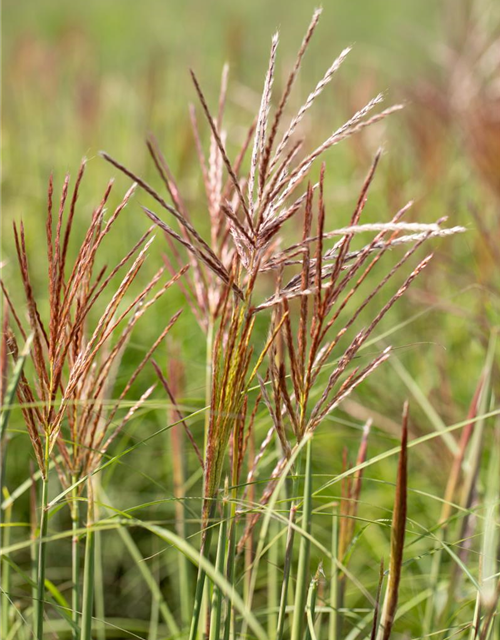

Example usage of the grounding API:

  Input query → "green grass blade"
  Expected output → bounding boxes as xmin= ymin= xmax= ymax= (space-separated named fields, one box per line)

xmin=240 ymin=434 xmax=309 ymax=640
xmin=94 ymin=526 xmax=106 ymax=640
xmin=71 ymin=482 xmax=81 ymax=640
xmin=389 ymin=356 xmax=457 ymax=455
xmin=100 ymin=488 xmax=180 ymax=637
xmin=1 ymin=491 xmax=12 ymax=638
xmin=81 ymin=496 xmax=95 ymax=640
xmin=329 ymin=505 xmax=339 ymax=640
xmin=268 ymin=517 xmax=279 ymax=640
xmin=376 ymin=403 xmax=408 ymax=640
xmin=0 ymin=334 xmax=33 ymax=636
xmin=305 ymin=564 xmax=321 ymax=640
xmin=291 ymin=436 xmax=313 ymax=640
xmin=35 ymin=445 xmax=49 ymax=640
xmin=145 ymin=521 xmax=267 ymax=640
xmin=209 ymin=488 xmax=229 ymax=640
xmin=188 ymin=506 xmax=215 ymax=640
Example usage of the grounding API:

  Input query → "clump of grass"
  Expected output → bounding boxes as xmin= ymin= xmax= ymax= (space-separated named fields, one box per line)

xmin=2 ymin=8 xmax=482 ymax=640
xmin=100 ymin=9 xmax=464 ymax=640
xmin=2 ymin=164 xmax=184 ymax=638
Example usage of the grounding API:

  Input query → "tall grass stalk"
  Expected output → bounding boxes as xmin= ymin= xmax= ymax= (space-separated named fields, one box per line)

xmin=93 ymin=508 xmax=106 ymax=640
xmin=370 ymin=560 xmax=385 ymax=640
xmin=1 ymin=490 xmax=12 ymax=637
xmin=242 ymin=433 xmax=310 ymax=640
xmin=148 ymin=547 xmax=161 ymax=640
xmin=189 ymin=505 xmax=215 ymax=640
xmin=276 ymin=459 xmax=303 ymax=640
xmin=34 ymin=439 xmax=49 ymax=640
xmin=209 ymin=484 xmax=229 ymax=640
xmin=222 ymin=521 xmax=236 ymax=640
xmin=305 ymin=565 xmax=321 ymax=640
xmin=376 ymin=403 xmax=408 ymax=640
xmin=81 ymin=487 xmax=95 ymax=640
xmin=268 ymin=518 xmax=279 ymax=639
xmin=222 ymin=463 xmax=239 ymax=640
xmin=29 ymin=465 xmax=37 ymax=628
xmin=71 ymin=479 xmax=80 ymax=639
xmin=277 ymin=499 xmax=297 ymax=640
xmin=291 ymin=438 xmax=313 ymax=640
xmin=329 ymin=505 xmax=339 ymax=640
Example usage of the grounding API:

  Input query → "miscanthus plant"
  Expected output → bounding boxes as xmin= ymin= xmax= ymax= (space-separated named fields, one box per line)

xmin=3 ymin=8 xmax=497 ymax=640
xmin=1 ymin=166 xmax=185 ymax=639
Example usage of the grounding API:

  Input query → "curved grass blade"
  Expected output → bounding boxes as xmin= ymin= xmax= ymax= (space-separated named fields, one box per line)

xmin=291 ymin=436 xmax=314 ymax=640
xmin=376 ymin=402 xmax=408 ymax=640
xmin=81 ymin=484 xmax=95 ymax=640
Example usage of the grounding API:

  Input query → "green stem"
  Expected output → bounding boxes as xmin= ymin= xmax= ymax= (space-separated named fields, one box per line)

xmin=1 ymin=493 xmax=12 ymax=637
xmin=276 ymin=464 xmax=301 ymax=640
xmin=195 ymin=317 xmax=214 ymax=640
xmin=291 ymin=437 xmax=313 ymax=640
xmin=177 ymin=498 xmax=191 ymax=629
xmin=35 ymin=439 xmax=50 ymax=640
xmin=209 ymin=492 xmax=228 ymax=640
xmin=268 ymin=518 xmax=279 ymax=640
xmin=305 ymin=568 xmax=320 ymax=640
xmin=329 ymin=506 xmax=339 ymax=640
xmin=71 ymin=481 xmax=80 ymax=640
xmin=94 ymin=528 xmax=106 ymax=640
xmin=223 ymin=428 xmax=241 ymax=640
xmin=422 ymin=534 xmax=443 ymax=635
xmin=222 ymin=517 xmax=236 ymax=640
xmin=91 ymin=475 xmax=106 ymax=640
xmin=148 ymin=553 xmax=160 ymax=640
xmin=469 ymin=590 xmax=481 ymax=640
xmin=169 ymin=402 xmax=191 ymax=628
xmin=30 ymin=469 xmax=37 ymax=628
xmin=189 ymin=503 xmax=215 ymax=640
xmin=81 ymin=496 xmax=95 ymax=640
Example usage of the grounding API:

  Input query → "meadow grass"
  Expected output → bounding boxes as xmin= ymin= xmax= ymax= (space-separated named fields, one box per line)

xmin=1 ymin=4 xmax=499 ymax=640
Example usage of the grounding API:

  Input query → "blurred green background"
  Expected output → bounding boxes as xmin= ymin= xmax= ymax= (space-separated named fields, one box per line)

xmin=4 ymin=0 xmax=442 ymax=197
xmin=2 ymin=0 xmax=499 ymax=636
xmin=3 ymin=0 xmax=494 ymax=422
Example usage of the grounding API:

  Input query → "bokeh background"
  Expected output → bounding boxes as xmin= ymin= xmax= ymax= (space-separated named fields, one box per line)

xmin=2 ymin=0 xmax=500 ymax=635
xmin=4 ymin=0 xmax=497 ymax=431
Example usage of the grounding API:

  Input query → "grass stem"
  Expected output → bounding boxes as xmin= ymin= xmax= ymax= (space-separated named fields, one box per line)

xmin=34 ymin=439 xmax=49 ymax=640
xmin=291 ymin=436 xmax=313 ymax=640
xmin=268 ymin=518 xmax=279 ymax=640
xmin=329 ymin=505 xmax=339 ymax=640
xmin=189 ymin=503 xmax=215 ymax=640
xmin=1 ymin=489 xmax=12 ymax=638
xmin=81 ymin=488 xmax=95 ymax=640
xmin=276 ymin=474 xmax=300 ymax=640
xmin=305 ymin=565 xmax=320 ymax=640
xmin=71 ymin=480 xmax=80 ymax=640
xmin=209 ymin=489 xmax=229 ymax=640
xmin=94 ymin=526 xmax=106 ymax=640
